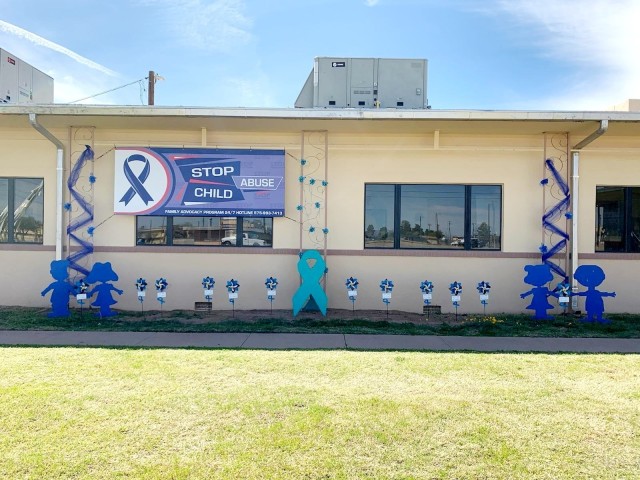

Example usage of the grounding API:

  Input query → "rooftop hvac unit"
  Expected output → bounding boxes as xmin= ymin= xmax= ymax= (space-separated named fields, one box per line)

xmin=0 ymin=48 xmax=54 ymax=104
xmin=295 ymin=57 xmax=428 ymax=109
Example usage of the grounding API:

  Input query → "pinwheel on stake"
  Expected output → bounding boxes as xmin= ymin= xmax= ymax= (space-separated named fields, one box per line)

xmin=135 ymin=278 xmax=147 ymax=313
xmin=419 ymin=280 xmax=434 ymax=318
xmin=226 ymin=279 xmax=240 ymax=316
xmin=74 ymin=279 xmax=89 ymax=316
xmin=477 ymin=281 xmax=491 ymax=314
xmin=449 ymin=281 xmax=463 ymax=319
xmin=420 ymin=280 xmax=434 ymax=304
xmin=554 ymin=282 xmax=571 ymax=311
xmin=380 ymin=279 xmax=394 ymax=317
xmin=345 ymin=277 xmax=359 ymax=312
xmin=265 ymin=277 xmax=278 ymax=313
xmin=155 ymin=277 xmax=168 ymax=308
xmin=202 ymin=276 xmax=215 ymax=302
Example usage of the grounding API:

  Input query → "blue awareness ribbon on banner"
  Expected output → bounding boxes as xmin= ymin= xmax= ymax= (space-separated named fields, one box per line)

xmin=120 ymin=154 xmax=154 ymax=205
xmin=292 ymin=250 xmax=328 ymax=316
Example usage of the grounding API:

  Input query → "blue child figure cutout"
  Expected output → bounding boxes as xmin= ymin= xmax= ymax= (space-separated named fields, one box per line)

xmin=41 ymin=259 xmax=74 ymax=317
xmin=574 ymin=265 xmax=615 ymax=323
xmin=86 ymin=262 xmax=123 ymax=317
xmin=521 ymin=264 xmax=557 ymax=320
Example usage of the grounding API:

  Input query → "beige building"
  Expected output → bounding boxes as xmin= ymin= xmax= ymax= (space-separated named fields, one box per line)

xmin=1 ymin=104 xmax=640 ymax=314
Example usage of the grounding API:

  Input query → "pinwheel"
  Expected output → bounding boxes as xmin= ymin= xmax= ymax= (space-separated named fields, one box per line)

xmin=155 ymin=278 xmax=168 ymax=306
xmin=380 ymin=279 xmax=394 ymax=293
xmin=265 ymin=277 xmax=278 ymax=290
xmin=74 ymin=279 xmax=89 ymax=295
xmin=476 ymin=281 xmax=491 ymax=295
xmin=135 ymin=278 xmax=147 ymax=292
xmin=226 ymin=279 xmax=240 ymax=294
xmin=554 ymin=282 xmax=572 ymax=309
xmin=420 ymin=280 xmax=434 ymax=294
xmin=449 ymin=281 xmax=462 ymax=296
xmin=155 ymin=278 xmax=168 ymax=292
xmin=380 ymin=279 xmax=394 ymax=308
xmin=554 ymin=282 xmax=571 ymax=297
xmin=346 ymin=277 xmax=359 ymax=291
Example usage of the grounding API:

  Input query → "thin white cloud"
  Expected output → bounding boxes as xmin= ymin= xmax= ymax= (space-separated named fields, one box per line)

xmin=222 ymin=74 xmax=277 ymax=108
xmin=0 ymin=20 xmax=117 ymax=77
xmin=139 ymin=0 xmax=253 ymax=51
xmin=492 ymin=0 xmax=640 ymax=109
xmin=364 ymin=0 xmax=380 ymax=6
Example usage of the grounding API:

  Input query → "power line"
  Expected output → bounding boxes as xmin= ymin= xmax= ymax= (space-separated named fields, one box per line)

xmin=68 ymin=77 xmax=148 ymax=104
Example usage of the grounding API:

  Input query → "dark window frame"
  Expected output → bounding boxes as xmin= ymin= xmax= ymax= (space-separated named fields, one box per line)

xmin=135 ymin=216 xmax=273 ymax=247
xmin=364 ymin=183 xmax=502 ymax=251
xmin=595 ymin=186 xmax=640 ymax=253
xmin=0 ymin=177 xmax=44 ymax=245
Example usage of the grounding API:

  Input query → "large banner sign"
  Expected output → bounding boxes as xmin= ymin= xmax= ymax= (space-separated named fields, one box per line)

xmin=114 ymin=147 xmax=285 ymax=217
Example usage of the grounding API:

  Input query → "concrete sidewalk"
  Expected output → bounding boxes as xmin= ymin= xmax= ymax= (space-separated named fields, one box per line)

xmin=0 ymin=330 xmax=639 ymax=353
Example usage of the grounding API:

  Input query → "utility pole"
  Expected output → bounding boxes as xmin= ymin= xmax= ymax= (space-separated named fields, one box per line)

xmin=148 ymin=71 xmax=155 ymax=105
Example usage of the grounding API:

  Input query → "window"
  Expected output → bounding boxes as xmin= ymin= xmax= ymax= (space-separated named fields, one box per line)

xmin=136 ymin=216 xmax=273 ymax=247
xmin=595 ymin=186 xmax=640 ymax=252
xmin=365 ymin=184 xmax=502 ymax=250
xmin=0 ymin=178 xmax=44 ymax=244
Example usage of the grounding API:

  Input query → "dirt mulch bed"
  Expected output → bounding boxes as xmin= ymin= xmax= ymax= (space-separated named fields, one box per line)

xmin=115 ymin=308 xmax=469 ymax=325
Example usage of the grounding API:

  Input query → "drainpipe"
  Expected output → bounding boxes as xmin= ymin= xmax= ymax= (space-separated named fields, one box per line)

xmin=570 ymin=119 xmax=609 ymax=308
xmin=28 ymin=113 xmax=64 ymax=260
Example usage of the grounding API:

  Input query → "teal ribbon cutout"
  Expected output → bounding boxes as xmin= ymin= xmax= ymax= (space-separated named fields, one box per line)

xmin=292 ymin=250 xmax=327 ymax=316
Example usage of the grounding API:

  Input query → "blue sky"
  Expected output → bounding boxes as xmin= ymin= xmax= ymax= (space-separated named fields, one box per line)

xmin=1 ymin=0 xmax=638 ymax=110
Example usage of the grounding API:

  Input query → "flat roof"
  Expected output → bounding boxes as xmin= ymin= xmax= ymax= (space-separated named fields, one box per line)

xmin=2 ymin=104 xmax=640 ymax=121
xmin=2 ymin=104 xmax=640 ymax=137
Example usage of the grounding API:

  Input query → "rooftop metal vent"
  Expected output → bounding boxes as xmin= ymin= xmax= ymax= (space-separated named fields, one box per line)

xmin=295 ymin=57 xmax=428 ymax=109
xmin=0 ymin=48 xmax=53 ymax=104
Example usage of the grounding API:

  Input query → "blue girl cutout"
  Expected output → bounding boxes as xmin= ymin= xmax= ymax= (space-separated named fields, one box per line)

xmin=521 ymin=264 xmax=558 ymax=320
xmin=41 ymin=259 xmax=74 ymax=317
xmin=574 ymin=265 xmax=616 ymax=323
xmin=86 ymin=262 xmax=123 ymax=317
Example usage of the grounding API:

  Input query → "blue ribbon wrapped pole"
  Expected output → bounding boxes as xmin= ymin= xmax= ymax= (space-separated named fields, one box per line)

xmin=541 ymin=159 xmax=571 ymax=282
xmin=66 ymin=146 xmax=95 ymax=277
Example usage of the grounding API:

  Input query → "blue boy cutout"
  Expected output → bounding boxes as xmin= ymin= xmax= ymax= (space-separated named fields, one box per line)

xmin=574 ymin=265 xmax=615 ymax=323
xmin=41 ymin=259 xmax=74 ymax=317
xmin=86 ymin=262 xmax=123 ymax=317
xmin=521 ymin=264 xmax=558 ymax=320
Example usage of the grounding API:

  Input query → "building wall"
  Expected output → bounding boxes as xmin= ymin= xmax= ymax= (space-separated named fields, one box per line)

xmin=1 ymin=117 xmax=637 ymax=314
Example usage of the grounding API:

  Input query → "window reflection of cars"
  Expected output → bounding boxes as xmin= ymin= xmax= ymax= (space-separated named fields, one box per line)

xmin=450 ymin=237 xmax=481 ymax=248
xmin=221 ymin=232 xmax=267 ymax=246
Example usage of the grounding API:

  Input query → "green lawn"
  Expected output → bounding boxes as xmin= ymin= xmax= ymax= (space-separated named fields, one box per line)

xmin=1 ymin=306 xmax=640 ymax=338
xmin=0 ymin=348 xmax=639 ymax=479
